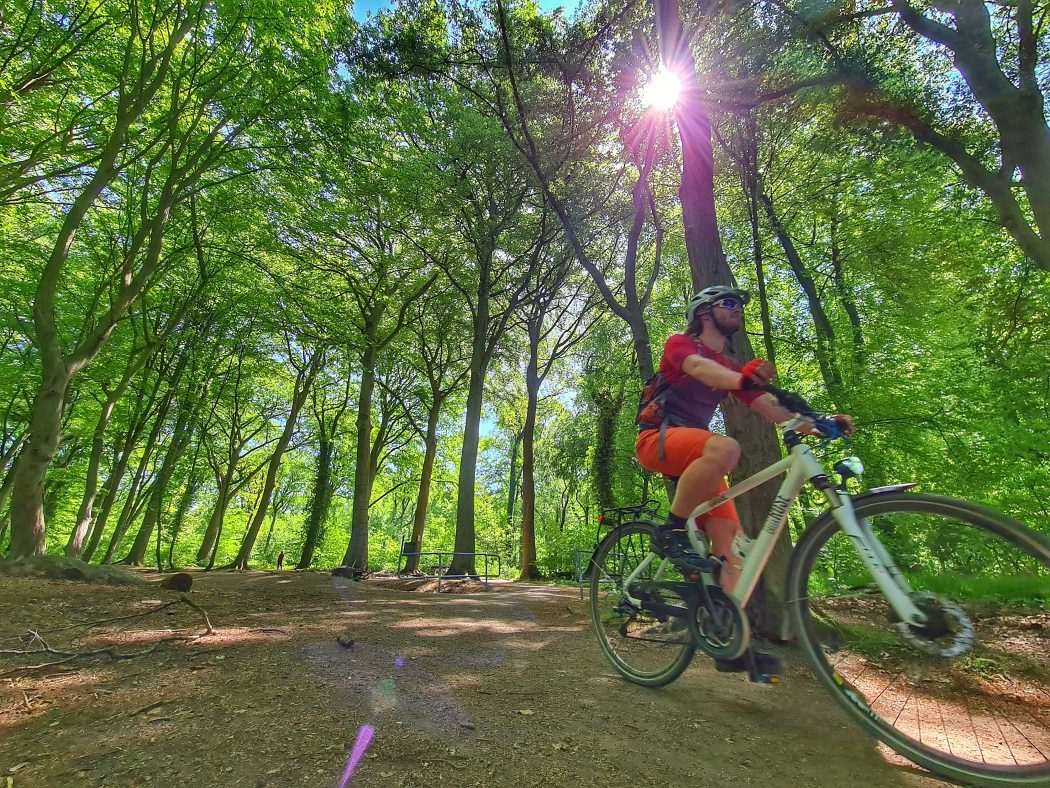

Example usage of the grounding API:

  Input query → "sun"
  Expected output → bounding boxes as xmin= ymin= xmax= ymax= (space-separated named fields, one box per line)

xmin=642 ymin=68 xmax=681 ymax=110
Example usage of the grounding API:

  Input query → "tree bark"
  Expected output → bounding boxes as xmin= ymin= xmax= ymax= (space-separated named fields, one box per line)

xmin=231 ymin=350 xmax=321 ymax=569
xmin=342 ymin=344 xmax=378 ymax=572
xmin=168 ymin=474 xmax=200 ymax=569
xmin=196 ymin=481 xmax=234 ymax=565
xmin=81 ymin=367 xmax=168 ymax=561
xmin=403 ymin=401 xmax=442 ymax=574
xmin=66 ymin=397 xmax=118 ymax=557
xmin=123 ymin=399 xmax=195 ymax=565
xmin=828 ymin=202 xmax=864 ymax=369
xmin=7 ymin=363 xmax=68 ymax=558
xmin=592 ymin=388 xmax=621 ymax=512
xmin=101 ymin=388 xmax=173 ymax=563
xmin=655 ymin=0 xmax=791 ymax=634
xmin=6 ymin=7 xmax=197 ymax=559
xmin=297 ymin=437 xmax=334 ymax=570
xmin=448 ymin=352 xmax=486 ymax=577
xmin=761 ymin=192 xmax=844 ymax=402
xmin=519 ymin=361 xmax=541 ymax=580
xmin=741 ymin=114 xmax=776 ymax=365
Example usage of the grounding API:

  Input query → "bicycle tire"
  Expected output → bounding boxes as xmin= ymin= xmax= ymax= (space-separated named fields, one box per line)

xmin=788 ymin=492 xmax=1050 ymax=786
xmin=589 ymin=520 xmax=696 ymax=687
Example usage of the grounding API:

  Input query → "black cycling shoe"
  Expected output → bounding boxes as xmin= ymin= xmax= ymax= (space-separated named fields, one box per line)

xmin=714 ymin=650 xmax=784 ymax=675
xmin=652 ymin=526 xmax=710 ymax=572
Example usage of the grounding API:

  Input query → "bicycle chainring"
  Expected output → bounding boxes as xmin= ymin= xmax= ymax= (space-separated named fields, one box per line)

xmin=688 ymin=585 xmax=749 ymax=660
xmin=894 ymin=592 xmax=975 ymax=658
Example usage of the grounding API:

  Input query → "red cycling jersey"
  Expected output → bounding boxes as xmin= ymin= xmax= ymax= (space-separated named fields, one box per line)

xmin=658 ymin=334 xmax=764 ymax=429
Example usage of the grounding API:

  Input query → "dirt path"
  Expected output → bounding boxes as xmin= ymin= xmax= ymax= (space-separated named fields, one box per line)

xmin=0 ymin=571 xmax=948 ymax=787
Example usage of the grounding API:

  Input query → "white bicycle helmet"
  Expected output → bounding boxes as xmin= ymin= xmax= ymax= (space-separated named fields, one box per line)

xmin=686 ymin=285 xmax=751 ymax=324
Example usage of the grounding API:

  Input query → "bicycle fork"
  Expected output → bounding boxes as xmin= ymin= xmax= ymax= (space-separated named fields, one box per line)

xmin=824 ymin=492 xmax=928 ymax=627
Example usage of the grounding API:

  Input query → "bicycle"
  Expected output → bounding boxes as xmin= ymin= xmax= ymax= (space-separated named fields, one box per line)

xmin=588 ymin=385 xmax=1050 ymax=786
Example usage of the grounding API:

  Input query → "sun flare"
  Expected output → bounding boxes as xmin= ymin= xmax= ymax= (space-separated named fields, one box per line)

xmin=642 ymin=68 xmax=681 ymax=110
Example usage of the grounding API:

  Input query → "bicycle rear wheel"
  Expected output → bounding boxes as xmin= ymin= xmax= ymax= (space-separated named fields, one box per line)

xmin=589 ymin=521 xmax=695 ymax=687
xmin=789 ymin=492 xmax=1050 ymax=786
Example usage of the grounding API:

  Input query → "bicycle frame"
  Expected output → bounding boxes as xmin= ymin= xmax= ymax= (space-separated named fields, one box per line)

xmin=677 ymin=436 xmax=929 ymax=627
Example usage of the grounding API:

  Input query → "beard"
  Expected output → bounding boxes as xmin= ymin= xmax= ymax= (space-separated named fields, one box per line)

xmin=711 ymin=311 xmax=741 ymax=337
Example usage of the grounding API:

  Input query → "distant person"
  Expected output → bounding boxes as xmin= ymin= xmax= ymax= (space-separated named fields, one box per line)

xmin=276 ymin=551 xmax=285 ymax=571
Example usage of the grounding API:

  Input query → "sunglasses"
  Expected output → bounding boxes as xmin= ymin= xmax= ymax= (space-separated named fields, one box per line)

xmin=712 ymin=297 xmax=744 ymax=311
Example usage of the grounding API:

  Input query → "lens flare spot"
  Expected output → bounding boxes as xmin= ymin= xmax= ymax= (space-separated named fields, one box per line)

xmin=339 ymin=724 xmax=375 ymax=787
xmin=643 ymin=68 xmax=681 ymax=110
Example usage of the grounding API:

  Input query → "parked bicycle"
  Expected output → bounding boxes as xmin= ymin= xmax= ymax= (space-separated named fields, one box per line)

xmin=588 ymin=385 xmax=1049 ymax=786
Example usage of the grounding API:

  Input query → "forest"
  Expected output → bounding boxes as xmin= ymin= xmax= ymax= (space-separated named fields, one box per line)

xmin=1 ymin=0 xmax=1048 ymax=582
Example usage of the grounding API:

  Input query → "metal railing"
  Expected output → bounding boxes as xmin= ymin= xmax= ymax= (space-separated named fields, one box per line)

xmin=571 ymin=501 xmax=663 ymax=598
xmin=396 ymin=544 xmax=502 ymax=590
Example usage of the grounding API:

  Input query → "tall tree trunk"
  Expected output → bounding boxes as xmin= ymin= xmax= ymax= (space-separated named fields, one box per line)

xmin=168 ymin=474 xmax=199 ymax=569
xmin=100 ymin=455 xmax=157 ymax=564
xmin=81 ymin=369 xmax=167 ymax=561
xmin=298 ymin=438 xmax=334 ymax=570
xmin=7 ymin=363 xmax=68 ymax=558
xmin=742 ymin=114 xmax=776 ymax=365
xmin=506 ymin=430 xmax=521 ymax=526
xmin=67 ymin=342 xmax=161 ymax=557
xmin=123 ymin=403 xmax=195 ymax=565
xmin=761 ymin=192 xmax=844 ymax=401
xmin=519 ymin=361 xmax=541 ymax=580
xmin=448 ymin=353 xmax=486 ymax=576
xmin=82 ymin=447 xmax=132 ymax=563
xmin=101 ymin=381 xmax=177 ymax=563
xmin=404 ymin=402 xmax=441 ymax=574
xmin=66 ymin=398 xmax=118 ymax=557
xmin=263 ymin=505 xmax=279 ymax=556
xmin=655 ymin=0 xmax=792 ymax=635
xmin=343 ymin=345 xmax=378 ymax=571
xmin=231 ymin=351 xmax=321 ymax=570
xmin=828 ymin=204 xmax=864 ymax=369
xmin=196 ymin=478 xmax=234 ymax=564
xmin=592 ymin=389 xmax=620 ymax=512
xmin=0 ymin=450 xmax=20 ymax=541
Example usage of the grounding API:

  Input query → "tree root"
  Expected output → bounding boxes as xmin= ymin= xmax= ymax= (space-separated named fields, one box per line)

xmin=0 ymin=595 xmax=215 ymax=676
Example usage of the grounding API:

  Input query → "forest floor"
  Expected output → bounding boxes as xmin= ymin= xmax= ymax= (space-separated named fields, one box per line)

xmin=0 ymin=569 xmax=952 ymax=787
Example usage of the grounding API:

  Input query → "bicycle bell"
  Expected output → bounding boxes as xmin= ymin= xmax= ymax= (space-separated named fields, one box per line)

xmin=833 ymin=456 xmax=864 ymax=490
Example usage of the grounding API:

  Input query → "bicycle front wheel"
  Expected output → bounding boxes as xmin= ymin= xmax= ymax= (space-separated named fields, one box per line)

xmin=789 ymin=492 xmax=1050 ymax=786
xmin=589 ymin=521 xmax=695 ymax=687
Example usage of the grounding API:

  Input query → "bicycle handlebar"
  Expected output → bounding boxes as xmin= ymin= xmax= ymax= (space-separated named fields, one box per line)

xmin=761 ymin=383 xmax=846 ymax=440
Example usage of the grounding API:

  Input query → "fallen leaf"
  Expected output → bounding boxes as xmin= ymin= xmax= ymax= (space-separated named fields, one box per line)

xmin=517 ymin=709 xmax=534 ymax=716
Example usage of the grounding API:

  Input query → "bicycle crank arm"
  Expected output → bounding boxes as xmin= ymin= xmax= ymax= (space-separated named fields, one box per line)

xmin=638 ymin=595 xmax=689 ymax=620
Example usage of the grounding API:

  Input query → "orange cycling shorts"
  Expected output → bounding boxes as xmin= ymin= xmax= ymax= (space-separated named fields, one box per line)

xmin=636 ymin=427 xmax=740 ymax=523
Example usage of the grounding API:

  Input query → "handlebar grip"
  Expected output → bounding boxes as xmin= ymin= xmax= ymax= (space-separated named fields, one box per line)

xmin=762 ymin=384 xmax=845 ymax=439
xmin=812 ymin=416 xmax=844 ymax=439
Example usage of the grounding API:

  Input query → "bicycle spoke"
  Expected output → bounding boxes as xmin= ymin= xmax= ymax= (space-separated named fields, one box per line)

xmin=589 ymin=521 xmax=695 ymax=687
xmin=793 ymin=493 xmax=1050 ymax=783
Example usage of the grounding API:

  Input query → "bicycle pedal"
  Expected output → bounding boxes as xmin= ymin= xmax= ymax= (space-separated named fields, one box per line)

xmin=748 ymin=671 xmax=781 ymax=685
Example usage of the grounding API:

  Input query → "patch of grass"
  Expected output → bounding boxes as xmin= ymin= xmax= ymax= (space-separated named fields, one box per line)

xmin=811 ymin=570 xmax=1047 ymax=607
xmin=907 ymin=572 xmax=1048 ymax=606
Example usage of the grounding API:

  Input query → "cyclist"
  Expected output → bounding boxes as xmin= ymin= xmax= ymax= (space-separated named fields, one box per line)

xmin=636 ymin=284 xmax=854 ymax=672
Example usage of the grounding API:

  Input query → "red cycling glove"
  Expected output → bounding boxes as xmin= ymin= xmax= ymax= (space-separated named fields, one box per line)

xmin=740 ymin=358 xmax=769 ymax=390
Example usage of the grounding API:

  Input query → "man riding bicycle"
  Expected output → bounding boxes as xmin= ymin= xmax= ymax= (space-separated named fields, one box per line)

xmin=636 ymin=284 xmax=854 ymax=672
